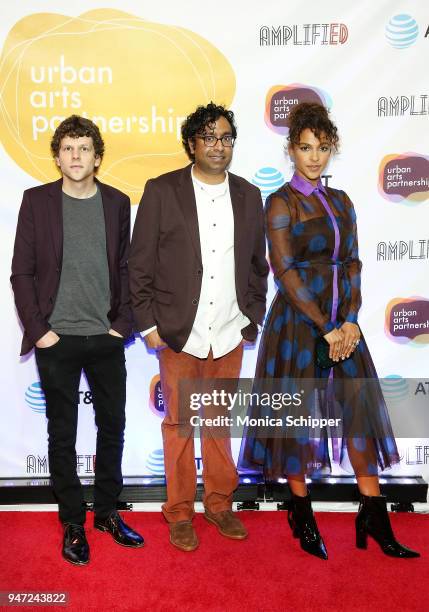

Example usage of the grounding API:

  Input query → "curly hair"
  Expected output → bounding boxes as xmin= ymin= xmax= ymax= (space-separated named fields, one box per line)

xmin=181 ymin=102 xmax=237 ymax=161
xmin=50 ymin=115 xmax=105 ymax=159
xmin=287 ymin=102 xmax=339 ymax=151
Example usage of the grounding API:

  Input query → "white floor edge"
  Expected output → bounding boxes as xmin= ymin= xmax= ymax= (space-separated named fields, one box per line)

xmin=1 ymin=501 xmax=429 ymax=513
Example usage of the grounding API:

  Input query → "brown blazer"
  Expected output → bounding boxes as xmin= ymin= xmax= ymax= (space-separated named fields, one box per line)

xmin=129 ymin=164 xmax=269 ymax=352
xmin=11 ymin=178 xmax=133 ymax=355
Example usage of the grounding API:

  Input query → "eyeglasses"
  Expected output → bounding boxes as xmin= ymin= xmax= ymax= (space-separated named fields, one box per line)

xmin=195 ymin=134 xmax=235 ymax=147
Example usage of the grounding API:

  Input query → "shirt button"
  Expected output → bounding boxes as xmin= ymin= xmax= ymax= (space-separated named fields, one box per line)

xmin=213 ymin=223 xmax=216 ymax=227
xmin=212 ymin=249 xmax=215 ymax=253
xmin=210 ymin=302 xmax=213 ymax=305
xmin=209 ymin=327 xmax=212 ymax=330
xmin=210 ymin=276 xmax=214 ymax=279
xmin=192 ymin=298 xmax=198 ymax=305
xmin=197 ymin=269 xmax=202 ymax=275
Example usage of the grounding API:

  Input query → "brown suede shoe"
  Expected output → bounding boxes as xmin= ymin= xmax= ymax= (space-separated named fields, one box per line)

xmin=169 ymin=521 xmax=199 ymax=552
xmin=204 ymin=509 xmax=248 ymax=540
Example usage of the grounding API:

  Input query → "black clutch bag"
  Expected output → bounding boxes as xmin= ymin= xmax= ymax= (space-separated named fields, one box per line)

xmin=315 ymin=337 xmax=350 ymax=369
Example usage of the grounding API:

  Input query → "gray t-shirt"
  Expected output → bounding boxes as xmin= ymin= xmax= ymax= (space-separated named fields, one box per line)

xmin=49 ymin=188 xmax=111 ymax=335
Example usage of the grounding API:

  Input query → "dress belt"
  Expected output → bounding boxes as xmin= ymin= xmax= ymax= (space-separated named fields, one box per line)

xmin=291 ymin=259 xmax=349 ymax=268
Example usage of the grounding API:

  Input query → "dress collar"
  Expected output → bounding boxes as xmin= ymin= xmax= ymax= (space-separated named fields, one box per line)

xmin=290 ymin=172 xmax=327 ymax=196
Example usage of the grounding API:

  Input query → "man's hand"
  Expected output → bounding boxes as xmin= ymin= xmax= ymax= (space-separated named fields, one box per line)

xmin=109 ymin=329 xmax=124 ymax=338
xmin=35 ymin=330 xmax=60 ymax=349
xmin=338 ymin=322 xmax=360 ymax=359
xmin=323 ymin=328 xmax=345 ymax=362
xmin=144 ymin=329 xmax=167 ymax=350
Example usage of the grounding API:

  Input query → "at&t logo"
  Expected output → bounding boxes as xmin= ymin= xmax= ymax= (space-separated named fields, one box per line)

xmin=25 ymin=382 xmax=46 ymax=413
xmin=146 ymin=449 xmax=165 ymax=475
xmin=385 ymin=15 xmax=418 ymax=49
xmin=252 ymin=167 xmax=284 ymax=202
xmin=25 ymin=382 xmax=93 ymax=413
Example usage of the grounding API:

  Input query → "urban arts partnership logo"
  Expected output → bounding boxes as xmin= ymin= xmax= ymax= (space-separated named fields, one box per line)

xmin=385 ymin=14 xmax=419 ymax=48
xmin=149 ymin=375 xmax=165 ymax=418
xmin=265 ymin=85 xmax=332 ymax=135
xmin=0 ymin=9 xmax=235 ymax=202
xmin=252 ymin=168 xmax=285 ymax=202
xmin=260 ymin=23 xmax=348 ymax=46
xmin=385 ymin=297 xmax=429 ymax=344
xmin=378 ymin=154 xmax=429 ymax=205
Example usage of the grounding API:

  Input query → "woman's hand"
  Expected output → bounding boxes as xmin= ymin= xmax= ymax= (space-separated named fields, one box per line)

xmin=323 ymin=328 xmax=345 ymax=362
xmin=339 ymin=322 xmax=360 ymax=359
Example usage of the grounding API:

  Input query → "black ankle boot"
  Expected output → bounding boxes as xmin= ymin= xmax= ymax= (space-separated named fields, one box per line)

xmin=288 ymin=493 xmax=328 ymax=560
xmin=355 ymin=495 xmax=420 ymax=558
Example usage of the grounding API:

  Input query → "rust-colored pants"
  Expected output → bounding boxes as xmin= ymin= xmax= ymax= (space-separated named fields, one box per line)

xmin=158 ymin=343 xmax=243 ymax=523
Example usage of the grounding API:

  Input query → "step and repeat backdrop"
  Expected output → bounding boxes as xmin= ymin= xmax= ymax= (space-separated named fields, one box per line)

xmin=1 ymin=1 xmax=428 ymax=483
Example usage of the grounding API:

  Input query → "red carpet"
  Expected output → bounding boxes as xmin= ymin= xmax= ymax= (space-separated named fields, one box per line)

xmin=0 ymin=511 xmax=427 ymax=612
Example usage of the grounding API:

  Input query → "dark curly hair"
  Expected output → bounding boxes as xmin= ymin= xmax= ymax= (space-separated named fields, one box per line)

xmin=181 ymin=102 xmax=237 ymax=161
xmin=287 ymin=102 xmax=339 ymax=151
xmin=50 ymin=115 xmax=105 ymax=159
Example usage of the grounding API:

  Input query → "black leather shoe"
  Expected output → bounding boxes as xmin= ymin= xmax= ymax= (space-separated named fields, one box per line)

xmin=62 ymin=523 xmax=89 ymax=566
xmin=94 ymin=511 xmax=144 ymax=548
xmin=356 ymin=494 xmax=420 ymax=558
xmin=288 ymin=493 xmax=328 ymax=560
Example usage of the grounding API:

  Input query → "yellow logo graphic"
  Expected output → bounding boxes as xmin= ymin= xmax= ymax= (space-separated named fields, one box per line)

xmin=0 ymin=10 xmax=236 ymax=202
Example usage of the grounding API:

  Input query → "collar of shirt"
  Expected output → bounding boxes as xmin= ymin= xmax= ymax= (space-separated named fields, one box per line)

xmin=290 ymin=171 xmax=327 ymax=196
xmin=191 ymin=166 xmax=229 ymax=198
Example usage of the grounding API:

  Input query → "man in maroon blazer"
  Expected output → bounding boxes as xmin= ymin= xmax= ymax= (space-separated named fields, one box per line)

xmin=129 ymin=103 xmax=269 ymax=551
xmin=11 ymin=115 xmax=143 ymax=565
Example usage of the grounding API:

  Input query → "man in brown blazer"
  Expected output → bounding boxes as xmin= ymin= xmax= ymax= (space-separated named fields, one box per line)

xmin=11 ymin=115 xmax=143 ymax=565
xmin=129 ymin=103 xmax=268 ymax=551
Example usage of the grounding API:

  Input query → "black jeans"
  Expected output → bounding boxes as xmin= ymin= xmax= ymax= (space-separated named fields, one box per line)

xmin=35 ymin=334 xmax=126 ymax=525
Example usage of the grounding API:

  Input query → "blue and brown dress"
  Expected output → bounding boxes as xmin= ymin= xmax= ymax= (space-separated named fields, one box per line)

xmin=238 ymin=172 xmax=400 ymax=479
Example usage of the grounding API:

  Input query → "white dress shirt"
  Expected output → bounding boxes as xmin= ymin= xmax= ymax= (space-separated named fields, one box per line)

xmin=141 ymin=167 xmax=250 ymax=358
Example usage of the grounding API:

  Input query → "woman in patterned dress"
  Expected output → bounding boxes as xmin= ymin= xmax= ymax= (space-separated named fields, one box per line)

xmin=239 ymin=102 xmax=419 ymax=560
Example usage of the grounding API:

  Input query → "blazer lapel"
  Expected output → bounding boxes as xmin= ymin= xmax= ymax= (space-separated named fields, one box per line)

xmin=47 ymin=179 xmax=63 ymax=266
xmin=98 ymin=180 xmax=115 ymax=275
xmin=229 ymin=173 xmax=247 ymax=270
xmin=176 ymin=165 xmax=202 ymax=263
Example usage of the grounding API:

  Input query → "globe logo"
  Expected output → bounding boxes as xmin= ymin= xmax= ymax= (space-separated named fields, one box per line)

xmin=385 ymin=15 xmax=418 ymax=49
xmin=25 ymin=381 xmax=46 ymax=413
xmin=146 ymin=449 xmax=165 ymax=475
xmin=252 ymin=167 xmax=284 ymax=202
xmin=380 ymin=375 xmax=409 ymax=401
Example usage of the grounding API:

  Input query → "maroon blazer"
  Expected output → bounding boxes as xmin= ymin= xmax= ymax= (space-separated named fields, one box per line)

xmin=129 ymin=164 xmax=269 ymax=352
xmin=11 ymin=178 xmax=133 ymax=355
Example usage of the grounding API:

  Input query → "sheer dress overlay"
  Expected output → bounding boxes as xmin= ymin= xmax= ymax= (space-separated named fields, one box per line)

xmin=238 ymin=175 xmax=399 ymax=479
